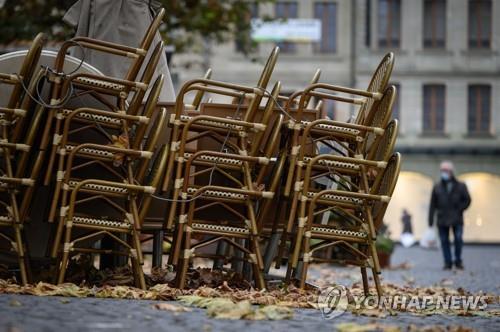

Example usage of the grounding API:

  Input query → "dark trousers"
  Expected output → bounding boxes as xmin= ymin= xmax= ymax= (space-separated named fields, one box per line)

xmin=438 ymin=224 xmax=463 ymax=266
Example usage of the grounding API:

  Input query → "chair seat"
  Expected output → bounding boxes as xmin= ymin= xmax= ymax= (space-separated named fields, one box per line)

xmin=174 ymin=114 xmax=245 ymax=131
xmin=67 ymin=180 xmax=129 ymax=195
xmin=60 ymin=109 xmax=122 ymax=125
xmin=192 ymin=222 xmax=250 ymax=235
xmin=186 ymin=187 xmax=248 ymax=201
xmin=0 ymin=214 xmax=14 ymax=225
xmin=183 ymin=152 xmax=243 ymax=166
xmin=306 ymin=191 xmax=363 ymax=204
xmin=74 ymin=77 xmax=126 ymax=92
xmin=72 ymin=216 xmax=132 ymax=229
xmin=64 ymin=144 xmax=116 ymax=159
xmin=302 ymin=157 xmax=360 ymax=171
xmin=301 ymin=121 xmax=360 ymax=135
xmin=311 ymin=226 xmax=367 ymax=238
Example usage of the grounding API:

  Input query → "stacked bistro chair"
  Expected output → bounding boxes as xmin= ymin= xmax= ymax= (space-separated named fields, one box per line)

xmin=49 ymin=74 xmax=167 ymax=289
xmin=279 ymin=86 xmax=397 ymax=264
xmin=290 ymin=152 xmax=401 ymax=296
xmin=0 ymin=33 xmax=47 ymax=284
xmin=157 ymin=48 xmax=284 ymax=288
xmin=171 ymin=83 xmax=284 ymax=289
xmin=272 ymin=53 xmax=395 ymax=269
xmin=273 ymin=61 xmax=399 ymax=294
xmin=39 ymin=8 xmax=166 ymax=186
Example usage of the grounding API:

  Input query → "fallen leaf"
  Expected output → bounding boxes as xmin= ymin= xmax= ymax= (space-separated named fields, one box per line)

xmin=336 ymin=322 xmax=400 ymax=332
xmin=152 ymin=302 xmax=192 ymax=313
xmin=9 ymin=299 xmax=22 ymax=307
xmin=206 ymin=299 xmax=252 ymax=320
xmin=252 ymin=305 xmax=294 ymax=320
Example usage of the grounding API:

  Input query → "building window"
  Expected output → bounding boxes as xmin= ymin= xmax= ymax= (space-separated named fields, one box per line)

xmin=423 ymin=0 xmax=446 ymax=48
xmin=314 ymin=2 xmax=337 ymax=53
xmin=392 ymin=83 xmax=400 ymax=121
xmin=468 ymin=0 xmax=491 ymax=49
xmin=275 ymin=1 xmax=298 ymax=53
xmin=235 ymin=3 xmax=259 ymax=52
xmin=468 ymin=85 xmax=491 ymax=134
xmin=423 ymin=85 xmax=446 ymax=134
xmin=378 ymin=0 xmax=401 ymax=48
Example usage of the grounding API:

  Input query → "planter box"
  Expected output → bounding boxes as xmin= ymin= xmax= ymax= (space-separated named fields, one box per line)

xmin=377 ymin=252 xmax=392 ymax=268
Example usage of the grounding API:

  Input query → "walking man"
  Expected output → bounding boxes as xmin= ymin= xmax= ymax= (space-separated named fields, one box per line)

xmin=428 ymin=161 xmax=471 ymax=270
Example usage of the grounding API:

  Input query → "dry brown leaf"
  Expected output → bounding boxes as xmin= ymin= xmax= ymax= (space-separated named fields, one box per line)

xmin=152 ymin=302 xmax=192 ymax=313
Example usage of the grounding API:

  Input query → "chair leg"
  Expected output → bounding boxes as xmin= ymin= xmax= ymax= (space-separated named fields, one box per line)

xmin=130 ymin=251 xmax=146 ymax=290
xmin=13 ymin=226 xmax=28 ymax=285
xmin=129 ymin=228 xmax=146 ymax=289
xmin=275 ymin=199 xmax=293 ymax=269
xmin=284 ymin=234 xmax=297 ymax=283
xmin=298 ymin=238 xmax=311 ymax=289
xmin=152 ymin=230 xmax=164 ymax=268
xmin=175 ymin=218 xmax=192 ymax=289
xmin=372 ymin=268 xmax=383 ymax=298
xmin=170 ymin=219 xmax=185 ymax=267
xmin=250 ymin=251 xmax=266 ymax=289
xmin=368 ymin=241 xmax=383 ymax=297
xmin=175 ymin=250 xmax=190 ymax=289
xmin=57 ymin=224 xmax=73 ymax=284
xmin=167 ymin=224 xmax=179 ymax=266
xmin=263 ymin=232 xmax=281 ymax=273
xmin=361 ymin=267 xmax=370 ymax=296
xmin=57 ymin=249 xmax=70 ymax=284
xmin=51 ymin=213 xmax=67 ymax=259
xmin=291 ymin=226 xmax=305 ymax=270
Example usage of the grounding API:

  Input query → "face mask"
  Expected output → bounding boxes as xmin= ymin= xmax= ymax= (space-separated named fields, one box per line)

xmin=440 ymin=171 xmax=451 ymax=181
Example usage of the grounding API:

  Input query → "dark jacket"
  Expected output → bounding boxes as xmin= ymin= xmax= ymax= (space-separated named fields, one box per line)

xmin=402 ymin=212 xmax=413 ymax=234
xmin=428 ymin=177 xmax=471 ymax=227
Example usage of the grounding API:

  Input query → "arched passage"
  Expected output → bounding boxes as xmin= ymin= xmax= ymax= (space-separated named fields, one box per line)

xmin=385 ymin=172 xmax=433 ymax=241
xmin=458 ymin=173 xmax=500 ymax=242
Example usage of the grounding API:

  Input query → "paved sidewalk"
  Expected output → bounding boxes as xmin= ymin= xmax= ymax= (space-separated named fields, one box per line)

xmin=0 ymin=245 xmax=499 ymax=332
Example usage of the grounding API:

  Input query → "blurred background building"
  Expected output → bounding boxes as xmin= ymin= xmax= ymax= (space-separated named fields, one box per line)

xmin=172 ymin=0 xmax=500 ymax=242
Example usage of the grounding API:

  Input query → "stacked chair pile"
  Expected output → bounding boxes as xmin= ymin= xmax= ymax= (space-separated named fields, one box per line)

xmin=0 ymin=6 xmax=401 ymax=296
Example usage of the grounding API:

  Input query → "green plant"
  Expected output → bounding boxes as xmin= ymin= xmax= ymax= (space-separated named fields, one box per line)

xmin=376 ymin=235 xmax=394 ymax=254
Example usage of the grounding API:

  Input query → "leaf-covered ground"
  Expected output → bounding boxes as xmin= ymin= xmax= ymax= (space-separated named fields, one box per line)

xmin=0 ymin=245 xmax=499 ymax=331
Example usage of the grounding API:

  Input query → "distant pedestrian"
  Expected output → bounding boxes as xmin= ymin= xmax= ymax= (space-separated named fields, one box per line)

xmin=428 ymin=161 xmax=471 ymax=270
xmin=400 ymin=209 xmax=416 ymax=247
xmin=401 ymin=209 xmax=413 ymax=234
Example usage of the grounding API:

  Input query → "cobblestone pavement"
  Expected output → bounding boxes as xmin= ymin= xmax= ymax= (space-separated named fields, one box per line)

xmin=1 ymin=245 xmax=499 ymax=332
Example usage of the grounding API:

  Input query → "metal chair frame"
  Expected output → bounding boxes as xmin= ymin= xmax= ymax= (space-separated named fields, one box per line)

xmin=42 ymin=41 xmax=165 ymax=185
xmin=288 ymin=153 xmax=401 ymax=297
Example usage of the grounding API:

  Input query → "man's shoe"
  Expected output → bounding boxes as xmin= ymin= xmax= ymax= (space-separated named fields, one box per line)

xmin=455 ymin=262 xmax=464 ymax=270
xmin=443 ymin=264 xmax=452 ymax=270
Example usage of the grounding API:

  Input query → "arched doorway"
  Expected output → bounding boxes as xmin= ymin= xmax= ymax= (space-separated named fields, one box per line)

xmin=385 ymin=172 xmax=434 ymax=241
xmin=458 ymin=173 xmax=500 ymax=242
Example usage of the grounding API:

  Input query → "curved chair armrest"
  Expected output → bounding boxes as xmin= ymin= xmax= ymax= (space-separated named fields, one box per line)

xmin=53 ymin=39 xmax=145 ymax=72
xmin=173 ymin=78 xmax=261 ymax=118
